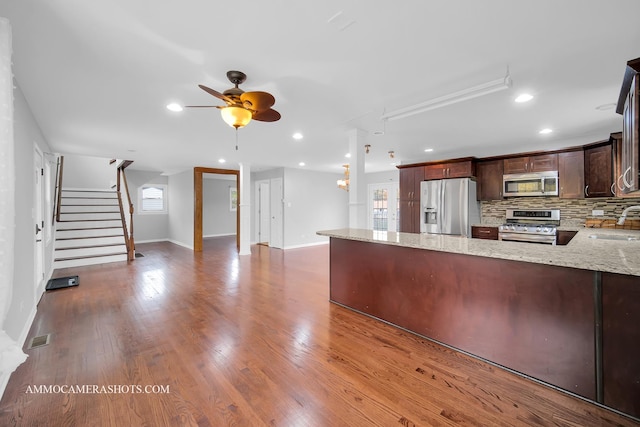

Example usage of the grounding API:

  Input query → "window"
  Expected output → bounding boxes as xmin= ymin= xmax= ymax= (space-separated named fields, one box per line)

xmin=139 ymin=184 xmax=167 ymax=214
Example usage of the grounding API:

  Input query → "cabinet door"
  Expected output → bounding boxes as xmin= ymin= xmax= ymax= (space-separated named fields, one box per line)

xmin=558 ymin=151 xmax=584 ymax=199
xmin=424 ymin=164 xmax=446 ymax=180
xmin=621 ymin=74 xmax=639 ymax=193
xmin=476 ymin=160 xmax=503 ymax=200
xmin=400 ymin=166 xmax=425 ymax=199
xmin=503 ymin=157 xmax=529 ymax=174
xmin=504 ymin=154 xmax=558 ymax=174
xmin=530 ymin=153 xmax=559 ymax=172
xmin=447 ymin=161 xmax=475 ymax=178
xmin=584 ymin=144 xmax=613 ymax=197
xmin=398 ymin=200 xmax=420 ymax=233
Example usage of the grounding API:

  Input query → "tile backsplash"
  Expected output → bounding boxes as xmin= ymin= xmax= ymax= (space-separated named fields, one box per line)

xmin=481 ymin=197 xmax=640 ymax=227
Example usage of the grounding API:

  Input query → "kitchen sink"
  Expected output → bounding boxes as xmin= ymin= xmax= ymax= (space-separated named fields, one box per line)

xmin=588 ymin=234 xmax=639 ymax=241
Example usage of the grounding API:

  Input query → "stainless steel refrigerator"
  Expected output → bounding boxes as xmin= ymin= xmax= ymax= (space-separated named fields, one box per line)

xmin=420 ymin=178 xmax=480 ymax=237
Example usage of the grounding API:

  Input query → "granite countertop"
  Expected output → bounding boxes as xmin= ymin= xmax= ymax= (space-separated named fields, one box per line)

xmin=317 ymin=228 xmax=640 ymax=277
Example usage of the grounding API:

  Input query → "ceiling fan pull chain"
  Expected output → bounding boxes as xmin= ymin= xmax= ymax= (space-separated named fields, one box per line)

xmin=235 ymin=128 xmax=239 ymax=151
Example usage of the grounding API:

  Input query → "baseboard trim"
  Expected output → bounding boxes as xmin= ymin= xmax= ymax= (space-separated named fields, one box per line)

xmin=166 ymin=239 xmax=194 ymax=250
xmin=284 ymin=240 xmax=329 ymax=250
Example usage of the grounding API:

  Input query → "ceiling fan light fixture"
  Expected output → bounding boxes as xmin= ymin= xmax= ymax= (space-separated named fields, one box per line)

xmin=221 ymin=106 xmax=252 ymax=129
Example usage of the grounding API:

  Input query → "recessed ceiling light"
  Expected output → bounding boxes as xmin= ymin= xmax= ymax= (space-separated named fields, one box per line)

xmin=299 ymin=162 xmax=306 ymax=167
xmin=292 ymin=132 xmax=303 ymax=140
xmin=515 ymin=94 xmax=534 ymax=103
xmin=345 ymin=153 xmax=351 ymax=158
xmin=218 ymin=158 xmax=226 ymax=163
xmin=166 ymin=103 xmax=183 ymax=112
xmin=424 ymin=148 xmax=434 ymax=152
xmin=539 ymin=128 xmax=553 ymax=134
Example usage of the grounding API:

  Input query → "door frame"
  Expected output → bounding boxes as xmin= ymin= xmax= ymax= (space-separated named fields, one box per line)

xmin=193 ymin=167 xmax=240 ymax=252
xmin=34 ymin=145 xmax=45 ymax=293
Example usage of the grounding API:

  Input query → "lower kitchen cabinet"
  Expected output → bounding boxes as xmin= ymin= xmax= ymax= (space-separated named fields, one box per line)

xmin=471 ymin=225 xmax=498 ymax=240
xmin=399 ymin=200 xmax=421 ymax=233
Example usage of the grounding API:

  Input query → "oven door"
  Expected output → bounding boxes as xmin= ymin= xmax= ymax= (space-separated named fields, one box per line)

xmin=498 ymin=232 xmax=557 ymax=245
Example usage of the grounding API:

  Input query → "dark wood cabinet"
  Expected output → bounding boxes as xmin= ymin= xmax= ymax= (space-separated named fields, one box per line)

xmin=602 ymin=272 xmax=640 ymax=418
xmin=584 ymin=143 xmax=613 ymax=197
xmin=471 ymin=225 xmax=498 ymax=240
xmin=398 ymin=166 xmax=424 ymax=233
xmin=476 ymin=159 xmax=503 ymax=200
xmin=504 ymin=153 xmax=558 ymax=174
xmin=558 ymin=150 xmax=584 ymax=199
xmin=616 ymin=58 xmax=640 ymax=194
xmin=424 ymin=160 xmax=475 ymax=180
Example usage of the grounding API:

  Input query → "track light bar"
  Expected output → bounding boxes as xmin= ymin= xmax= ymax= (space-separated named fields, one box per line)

xmin=381 ymin=74 xmax=512 ymax=121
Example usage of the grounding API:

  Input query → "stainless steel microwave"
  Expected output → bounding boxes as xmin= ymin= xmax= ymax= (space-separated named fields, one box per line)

xmin=503 ymin=171 xmax=559 ymax=197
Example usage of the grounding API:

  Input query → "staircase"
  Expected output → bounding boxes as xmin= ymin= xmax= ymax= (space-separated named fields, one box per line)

xmin=54 ymin=189 xmax=128 ymax=269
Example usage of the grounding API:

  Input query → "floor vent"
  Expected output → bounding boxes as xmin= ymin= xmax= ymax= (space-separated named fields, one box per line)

xmin=28 ymin=334 xmax=51 ymax=349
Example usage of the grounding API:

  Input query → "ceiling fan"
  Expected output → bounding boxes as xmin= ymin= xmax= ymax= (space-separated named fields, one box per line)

xmin=186 ymin=70 xmax=281 ymax=129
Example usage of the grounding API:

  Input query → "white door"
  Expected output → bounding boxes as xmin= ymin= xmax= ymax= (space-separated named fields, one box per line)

xmin=368 ymin=183 xmax=399 ymax=232
xmin=34 ymin=147 xmax=45 ymax=292
xmin=258 ymin=181 xmax=270 ymax=244
xmin=269 ymin=177 xmax=283 ymax=248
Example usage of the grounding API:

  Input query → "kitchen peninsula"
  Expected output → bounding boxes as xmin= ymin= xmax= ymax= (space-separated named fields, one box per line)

xmin=317 ymin=227 xmax=640 ymax=420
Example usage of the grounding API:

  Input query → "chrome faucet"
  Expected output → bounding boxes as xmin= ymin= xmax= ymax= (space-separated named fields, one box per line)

xmin=617 ymin=205 xmax=640 ymax=225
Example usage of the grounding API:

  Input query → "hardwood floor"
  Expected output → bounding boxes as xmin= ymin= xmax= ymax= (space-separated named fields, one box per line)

xmin=1 ymin=236 xmax=638 ymax=426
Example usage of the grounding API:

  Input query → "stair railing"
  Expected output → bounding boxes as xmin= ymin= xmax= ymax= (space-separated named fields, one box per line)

xmin=116 ymin=160 xmax=135 ymax=261
xmin=54 ymin=155 xmax=64 ymax=223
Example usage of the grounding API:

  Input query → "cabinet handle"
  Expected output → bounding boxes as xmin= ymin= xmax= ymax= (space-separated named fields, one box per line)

xmin=623 ymin=166 xmax=632 ymax=189
xmin=584 ymin=185 xmax=589 ymax=197
xmin=479 ymin=230 xmax=491 ymax=234
xmin=611 ymin=182 xmax=616 ymax=196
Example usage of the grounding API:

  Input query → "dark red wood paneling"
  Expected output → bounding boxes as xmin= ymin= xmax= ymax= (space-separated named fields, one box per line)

xmin=330 ymin=237 xmax=596 ymax=400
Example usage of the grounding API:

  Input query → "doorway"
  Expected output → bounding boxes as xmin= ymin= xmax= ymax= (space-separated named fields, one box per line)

xmin=193 ymin=167 xmax=240 ymax=252
xmin=368 ymin=183 xmax=399 ymax=231
xmin=34 ymin=146 xmax=45 ymax=293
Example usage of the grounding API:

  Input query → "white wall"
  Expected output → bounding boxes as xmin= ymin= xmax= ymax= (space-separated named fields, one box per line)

xmin=3 ymin=83 xmax=55 ymax=343
xmin=126 ymin=170 xmax=169 ymax=243
xmin=167 ymin=169 xmax=193 ymax=248
xmin=203 ymin=176 xmax=236 ymax=237
xmin=364 ymin=169 xmax=399 ymax=187
xmin=61 ymin=154 xmax=117 ymax=189
xmin=283 ymin=168 xmax=349 ymax=248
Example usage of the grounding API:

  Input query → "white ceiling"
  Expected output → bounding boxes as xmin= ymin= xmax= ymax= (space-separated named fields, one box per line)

xmin=2 ymin=0 xmax=639 ymax=175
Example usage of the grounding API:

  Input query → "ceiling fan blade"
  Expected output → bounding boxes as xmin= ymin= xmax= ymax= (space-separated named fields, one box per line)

xmin=252 ymin=108 xmax=281 ymax=122
xmin=198 ymin=84 xmax=233 ymax=104
xmin=241 ymin=91 xmax=275 ymax=112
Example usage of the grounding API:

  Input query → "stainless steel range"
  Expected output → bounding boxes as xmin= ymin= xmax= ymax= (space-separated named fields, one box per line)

xmin=498 ymin=209 xmax=560 ymax=245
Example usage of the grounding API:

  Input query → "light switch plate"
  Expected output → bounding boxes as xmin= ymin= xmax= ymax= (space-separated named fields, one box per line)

xmin=592 ymin=209 xmax=604 ymax=216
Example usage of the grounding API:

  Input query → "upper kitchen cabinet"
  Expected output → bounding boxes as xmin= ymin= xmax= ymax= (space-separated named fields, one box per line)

xmin=398 ymin=165 xmax=424 ymax=233
xmin=399 ymin=165 xmax=424 ymax=200
xmin=584 ymin=142 xmax=614 ymax=198
xmin=503 ymin=153 xmax=558 ymax=174
xmin=558 ymin=150 xmax=584 ymax=199
xmin=476 ymin=159 xmax=503 ymax=200
xmin=616 ymin=57 xmax=640 ymax=195
xmin=424 ymin=158 xmax=475 ymax=180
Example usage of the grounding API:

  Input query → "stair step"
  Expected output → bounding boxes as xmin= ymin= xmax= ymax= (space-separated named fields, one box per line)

xmin=57 ymin=220 xmax=123 ymax=229
xmin=60 ymin=198 xmax=120 ymax=206
xmin=54 ymin=253 xmax=128 ymax=269
xmin=55 ymin=237 xmax=126 ymax=248
xmin=56 ymin=234 xmax=124 ymax=241
xmin=60 ymin=206 xmax=120 ymax=213
xmin=59 ymin=212 xmax=121 ymax=221
xmin=55 ymin=244 xmax=127 ymax=258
